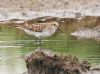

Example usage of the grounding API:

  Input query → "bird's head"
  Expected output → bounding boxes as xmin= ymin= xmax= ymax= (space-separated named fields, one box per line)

xmin=50 ymin=21 xmax=62 ymax=33
xmin=50 ymin=21 xmax=59 ymax=27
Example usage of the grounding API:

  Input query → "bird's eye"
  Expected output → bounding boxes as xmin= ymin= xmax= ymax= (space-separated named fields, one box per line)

xmin=54 ymin=24 xmax=57 ymax=27
xmin=54 ymin=24 xmax=56 ymax=26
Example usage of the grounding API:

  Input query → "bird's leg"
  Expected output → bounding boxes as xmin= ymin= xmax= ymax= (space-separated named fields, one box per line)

xmin=34 ymin=37 xmax=38 ymax=47
xmin=38 ymin=37 xmax=42 ymax=48
xmin=34 ymin=37 xmax=42 ymax=50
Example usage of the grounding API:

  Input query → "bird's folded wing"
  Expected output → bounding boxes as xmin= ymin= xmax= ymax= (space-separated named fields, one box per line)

xmin=26 ymin=23 xmax=47 ymax=32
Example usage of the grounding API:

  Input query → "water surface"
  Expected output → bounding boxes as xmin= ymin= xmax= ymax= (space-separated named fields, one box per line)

xmin=0 ymin=17 xmax=100 ymax=74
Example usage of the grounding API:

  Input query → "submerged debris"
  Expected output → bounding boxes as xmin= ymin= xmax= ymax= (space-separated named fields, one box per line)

xmin=25 ymin=50 xmax=91 ymax=74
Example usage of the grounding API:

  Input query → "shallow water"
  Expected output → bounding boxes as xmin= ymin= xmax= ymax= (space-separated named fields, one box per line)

xmin=0 ymin=17 xmax=100 ymax=74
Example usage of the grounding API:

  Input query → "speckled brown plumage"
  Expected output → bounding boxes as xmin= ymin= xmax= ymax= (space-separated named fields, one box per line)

xmin=24 ymin=22 xmax=57 ymax=32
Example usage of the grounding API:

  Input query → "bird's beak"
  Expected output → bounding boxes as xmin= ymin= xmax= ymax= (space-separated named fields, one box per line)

xmin=57 ymin=27 xmax=63 ymax=33
xmin=54 ymin=24 xmax=63 ymax=33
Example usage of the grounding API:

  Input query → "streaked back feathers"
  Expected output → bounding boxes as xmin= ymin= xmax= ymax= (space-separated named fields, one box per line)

xmin=24 ymin=21 xmax=59 ymax=32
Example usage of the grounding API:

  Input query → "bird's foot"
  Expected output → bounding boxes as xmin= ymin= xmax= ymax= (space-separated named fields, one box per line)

xmin=34 ymin=41 xmax=44 ymax=44
xmin=34 ymin=40 xmax=44 ymax=48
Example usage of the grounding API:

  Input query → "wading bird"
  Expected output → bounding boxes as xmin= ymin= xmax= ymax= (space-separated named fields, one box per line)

xmin=16 ymin=21 xmax=61 ymax=49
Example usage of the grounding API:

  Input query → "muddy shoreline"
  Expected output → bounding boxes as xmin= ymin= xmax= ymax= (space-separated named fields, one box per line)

xmin=0 ymin=0 xmax=100 ymax=21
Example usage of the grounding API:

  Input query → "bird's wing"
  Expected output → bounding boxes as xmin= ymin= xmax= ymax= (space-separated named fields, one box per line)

xmin=25 ymin=23 xmax=47 ymax=32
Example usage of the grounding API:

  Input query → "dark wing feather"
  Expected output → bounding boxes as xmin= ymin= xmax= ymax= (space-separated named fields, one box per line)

xmin=25 ymin=23 xmax=47 ymax=32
